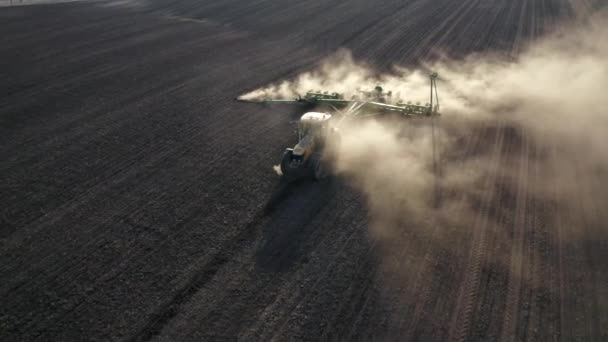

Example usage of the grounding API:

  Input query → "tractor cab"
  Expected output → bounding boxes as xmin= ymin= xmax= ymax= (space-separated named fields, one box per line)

xmin=298 ymin=112 xmax=332 ymax=140
xmin=279 ymin=111 xmax=333 ymax=180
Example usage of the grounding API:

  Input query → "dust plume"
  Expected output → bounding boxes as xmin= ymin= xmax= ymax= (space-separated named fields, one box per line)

xmin=238 ymin=50 xmax=433 ymax=106
xmin=324 ymin=15 xmax=608 ymax=327
xmin=432 ymin=13 xmax=608 ymax=202
xmin=241 ymin=12 xmax=608 ymax=248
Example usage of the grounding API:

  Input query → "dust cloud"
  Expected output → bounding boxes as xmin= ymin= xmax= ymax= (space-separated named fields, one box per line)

xmin=238 ymin=50 xmax=436 ymax=107
xmin=241 ymin=12 xmax=608 ymax=246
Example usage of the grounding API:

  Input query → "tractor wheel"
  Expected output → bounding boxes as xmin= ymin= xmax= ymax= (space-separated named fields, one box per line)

xmin=311 ymin=153 xmax=327 ymax=181
xmin=280 ymin=149 xmax=294 ymax=177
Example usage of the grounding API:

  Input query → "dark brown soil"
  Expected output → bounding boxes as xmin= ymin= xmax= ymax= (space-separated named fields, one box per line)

xmin=1 ymin=1 xmax=606 ymax=341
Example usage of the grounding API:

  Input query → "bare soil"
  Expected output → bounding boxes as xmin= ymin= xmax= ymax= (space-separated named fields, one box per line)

xmin=0 ymin=1 xmax=606 ymax=341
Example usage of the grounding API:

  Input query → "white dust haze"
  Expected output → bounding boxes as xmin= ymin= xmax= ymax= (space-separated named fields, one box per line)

xmin=238 ymin=51 xmax=435 ymax=107
xmin=241 ymin=12 xmax=608 ymax=244
xmin=238 ymin=10 xmax=608 ymax=335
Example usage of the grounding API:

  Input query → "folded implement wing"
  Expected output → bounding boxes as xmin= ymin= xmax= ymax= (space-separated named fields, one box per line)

xmin=236 ymin=91 xmax=350 ymax=107
xmin=237 ymin=73 xmax=440 ymax=117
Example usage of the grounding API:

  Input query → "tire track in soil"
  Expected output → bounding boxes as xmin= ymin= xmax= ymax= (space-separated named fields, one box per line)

xmin=201 ymin=185 xmax=344 ymax=338
xmin=500 ymin=127 xmax=529 ymax=341
xmin=130 ymin=206 xmax=271 ymax=341
xmin=282 ymin=222 xmax=377 ymax=340
xmin=266 ymin=221 xmax=368 ymax=340
xmin=252 ymin=212 xmax=368 ymax=339
xmin=550 ymin=142 xmax=577 ymax=341
xmin=564 ymin=154 xmax=604 ymax=340
xmin=448 ymin=121 xmax=506 ymax=342
xmin=396 ymin=120 xmax=493 ymax=341
xmin=148 ymin=181 xmax=365 ymax=340
xmin=523 ymin=138 xmax=551 ymax=341
xmin=539 ymin=143 xmax=565 ymax=341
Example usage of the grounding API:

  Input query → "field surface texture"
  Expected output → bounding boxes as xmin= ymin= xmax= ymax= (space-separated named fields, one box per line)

xmin=1 ymin=0 xmax=606 ymax=341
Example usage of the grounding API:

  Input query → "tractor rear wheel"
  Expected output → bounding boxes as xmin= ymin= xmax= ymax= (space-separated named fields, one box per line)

xmin=311 ymin=153 xmax=327 ymax=181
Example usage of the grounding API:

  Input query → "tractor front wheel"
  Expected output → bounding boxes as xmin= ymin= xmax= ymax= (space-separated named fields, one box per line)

xmin=280 ymin=150 xmax=294 ymax=177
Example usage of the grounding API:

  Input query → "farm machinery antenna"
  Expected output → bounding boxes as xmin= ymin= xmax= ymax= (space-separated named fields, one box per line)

xmin=237 ymin=73 xmax=440 ymax=181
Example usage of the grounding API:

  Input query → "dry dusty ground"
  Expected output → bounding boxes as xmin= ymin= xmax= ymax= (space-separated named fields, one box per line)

xmin=1 ymin=0 xmax=606 ymax=341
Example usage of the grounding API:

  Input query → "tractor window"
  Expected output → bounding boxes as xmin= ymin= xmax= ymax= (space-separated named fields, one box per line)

xmin=299 ymin=121 xmax=323 ymax=140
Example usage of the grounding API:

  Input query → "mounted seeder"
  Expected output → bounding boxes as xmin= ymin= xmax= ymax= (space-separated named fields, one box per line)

xmin=237 ymin=73 xmax=440 ymax=181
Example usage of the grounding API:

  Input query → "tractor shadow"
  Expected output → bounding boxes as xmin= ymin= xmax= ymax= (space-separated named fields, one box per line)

xmin=255 ymin=177 xmax=338 ymax=273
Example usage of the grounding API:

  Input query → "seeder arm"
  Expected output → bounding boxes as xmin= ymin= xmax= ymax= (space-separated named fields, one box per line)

xmin=362 ymin=101 xmax=439 ymax=116
xmin=235 ymin=97 xmax=306 ymax=104
xmin=236 ymin=96 xmax=354 ymax=108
